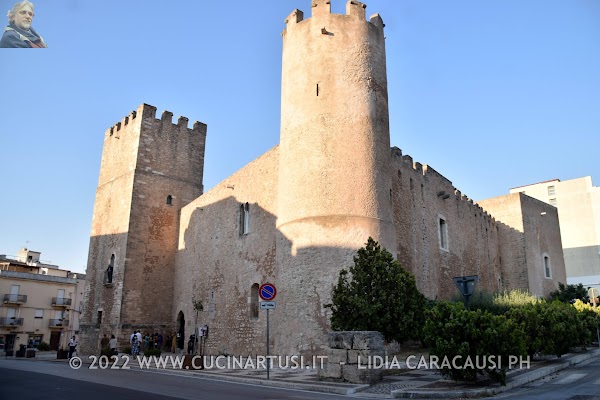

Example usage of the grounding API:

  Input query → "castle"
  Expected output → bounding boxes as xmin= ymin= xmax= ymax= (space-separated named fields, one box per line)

xmin=79 ymin=0 xmax=566 ymax=356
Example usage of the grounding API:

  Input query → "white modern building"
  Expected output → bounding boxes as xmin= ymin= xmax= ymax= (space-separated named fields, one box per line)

xmin=510 ymin=176 xmax=600 ymax=291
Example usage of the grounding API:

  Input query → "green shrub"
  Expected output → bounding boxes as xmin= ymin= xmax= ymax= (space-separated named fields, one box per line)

xmin=549 ymin=282 xmax=589 ymax=303
xmin=507 ymin=301 xmax=581 ymax=358
xmin=36 ymin=341 xmax=50 ymax=351
xmin=144 ymin=349 xmax=161 ymax=357
xmin=576 ymin=308 xmax=598 ymax=348
xmin=423 ymin=302 xmax=526 ymax=385
xmin=540 ymin=301 xmax=579 ymax=356
xmin=100 ymin=348 xmax=114 ymax=357
xmin=325 ymin=237 xmax=427 ymax=343
xmin=506 ymin=303 xmax=544 ymax=357
xmin=494 ymin=289 xmax=540 ymax=309
xmin=123 ymin=346 xmax=131 ymax=355
xmin=452 ymin=289 xmax=540 ymax=315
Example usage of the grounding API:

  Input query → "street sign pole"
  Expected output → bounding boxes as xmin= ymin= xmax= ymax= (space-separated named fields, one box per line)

xmin=259 ymin=283 xmax=277 ymax=380
xmin=266 ymin=308 xmax=270 ymax=380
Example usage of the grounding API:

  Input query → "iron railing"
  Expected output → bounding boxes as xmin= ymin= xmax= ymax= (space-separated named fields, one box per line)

xmin=51 ymin=297 xmax=72 ymax=307
xmin=3 ymin=294 xmax=27 ymax=304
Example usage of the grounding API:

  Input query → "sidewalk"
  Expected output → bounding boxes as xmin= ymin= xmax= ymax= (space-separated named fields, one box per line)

xmin=8 ymin=348 xmax=600 ymax=398
xmin=368 ymin=348 xmax=600 ymax=398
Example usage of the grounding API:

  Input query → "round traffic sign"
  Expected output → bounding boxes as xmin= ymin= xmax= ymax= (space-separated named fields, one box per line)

xmin=259 ymin=283 xmax=277 ymax=301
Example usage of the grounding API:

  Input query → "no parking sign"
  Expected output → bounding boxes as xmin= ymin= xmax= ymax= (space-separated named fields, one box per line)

xmin=259 ymin=283 xmax=277 ymax=301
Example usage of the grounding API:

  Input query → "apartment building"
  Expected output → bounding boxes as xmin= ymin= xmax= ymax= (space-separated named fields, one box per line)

xmin=0 ymin=248 xmax=85 ymax=354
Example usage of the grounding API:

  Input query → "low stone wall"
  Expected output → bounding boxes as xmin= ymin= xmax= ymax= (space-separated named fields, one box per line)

xmin=318 ymin=331 xmax=384 ymax=384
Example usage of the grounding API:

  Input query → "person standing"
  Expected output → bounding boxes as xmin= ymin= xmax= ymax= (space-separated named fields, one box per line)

xmin=109 ymin=335 xmax=118 ymax=356
xmin=100 ymin=334 xmax=109 ymax=350
xmin=0 ymin=1 xmax=47 ymax=48
xmin=171 ymin=333 xmax=177 ymax=353
xmin=130 ymin=331 xmax=139 ymax=356
xmin=68 ymin=336 xmax=77 ymax=359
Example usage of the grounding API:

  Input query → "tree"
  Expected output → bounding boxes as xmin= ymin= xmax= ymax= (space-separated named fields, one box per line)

xmin=325 ymin=237 xmax=426 ymax=343
xmin=549 ymin=282 xmax=589 ymax=303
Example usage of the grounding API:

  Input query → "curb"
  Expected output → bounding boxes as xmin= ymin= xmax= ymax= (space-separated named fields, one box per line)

xmin=391 ymin=349 xmax=600 ymax=398
xmin=188 ymin=371 xmax=370 ymax=395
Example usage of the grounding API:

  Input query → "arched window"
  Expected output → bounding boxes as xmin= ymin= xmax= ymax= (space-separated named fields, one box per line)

xmin=166 ymin=195 xmax=173 ymax=205
xmin=250 ymin=283 xmax=259 ymax=319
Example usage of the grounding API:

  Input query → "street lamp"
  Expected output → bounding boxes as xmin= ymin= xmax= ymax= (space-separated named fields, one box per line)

xmin=453 ymin=275 xmax=479 ymax=310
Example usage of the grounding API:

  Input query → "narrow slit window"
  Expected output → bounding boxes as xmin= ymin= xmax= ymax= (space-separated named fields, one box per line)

xmin=316 ymin=84 xmax=319 ymax=96
xmin=166 ymin=195 xmax=173 ymax=205
xmin=240 ymin=202 xmax=250 ymax=235
xmin=543 ymin=255 xmax=551 ymax=278
xmin=250 ymin=283 xmax=259 ymax=319
xmin=438 ymin=217 xmax=448 ymax=251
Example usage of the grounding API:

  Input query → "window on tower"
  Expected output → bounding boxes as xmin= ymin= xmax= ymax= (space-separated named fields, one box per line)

xmin=240 ymin=202 xmax=250 ymax=235
xmin=250 ymin=283 xmax=259 ymax=319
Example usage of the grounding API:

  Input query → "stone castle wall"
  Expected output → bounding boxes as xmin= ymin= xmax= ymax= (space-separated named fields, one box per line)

xmin=391 ymin=148 xmax=503 ymax=300
xmin=174 ymin=147 xmax=280 ymax=356
xmin=83 ymin=1 xmax=567 ymax=357
xmin=479 ymin=193 xmax=566 ymax=297
xmin=80 ymin=104 xmax=206 ymax=354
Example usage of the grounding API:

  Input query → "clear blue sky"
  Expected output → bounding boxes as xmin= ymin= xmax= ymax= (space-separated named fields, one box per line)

xmin=1 ymin=0 xmax=598 ymax=273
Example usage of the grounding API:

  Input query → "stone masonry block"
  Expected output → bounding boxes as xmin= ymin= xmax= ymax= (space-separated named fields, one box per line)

xmin=352 ymin=331 xmax=384 ymax=350
xmin=326 ymin=348 xmax=348 ymax=364
xmin=317 ymin=362 xmax=342 ymax=380
xmin=328 ymin=332 xmax=353 ymax=349
xmin=342 ymin=363 xmax=383 ymax=384
xmin=347 ymin=349 xmax=385 ymax=365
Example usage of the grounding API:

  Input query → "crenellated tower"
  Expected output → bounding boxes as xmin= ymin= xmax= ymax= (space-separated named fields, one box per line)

xmin=275 ymin=0 xmax=396 ymax=355
xmin=79 ymin=103 xmax=207 ymax=354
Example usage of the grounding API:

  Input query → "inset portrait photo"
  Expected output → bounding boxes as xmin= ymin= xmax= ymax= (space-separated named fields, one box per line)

xmin=1 ymin=0 xmax=47 ymax=48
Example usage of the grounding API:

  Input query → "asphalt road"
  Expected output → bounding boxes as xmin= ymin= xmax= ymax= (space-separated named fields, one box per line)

xmin=0 ymin=359 xmax=365 ymax=400
xmin=497 ymin=357 xmax=600 ymax=400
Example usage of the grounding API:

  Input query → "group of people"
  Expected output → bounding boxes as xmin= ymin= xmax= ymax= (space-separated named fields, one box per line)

xmin=129 ymin=331 xmax=179 ymax=355
xmin=1 ymin=1 xmax=47 ymax=48
xmin=99 ymin=334 xmax=118 ymax=355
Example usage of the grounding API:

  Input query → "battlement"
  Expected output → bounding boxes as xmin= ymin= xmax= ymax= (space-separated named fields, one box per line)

xmin=105 ymin=103 xmax=206 ymax=137
xmin=284 ymin=0 xmax=384 ymax=29
xmin=392 ymin=146 xmax=496 ymax=222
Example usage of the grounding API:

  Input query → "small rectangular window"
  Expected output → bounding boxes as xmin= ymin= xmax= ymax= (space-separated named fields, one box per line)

xmin=34 ymin=309 xmax=44 ymax=319
xmin=438 ymin=216 xmax=449 ymax=251
xmin=549 ymin=198 xmax=557 ymax=206
xmin=97 ymin=311 xmax=103 ymax=325
xmin=548 ymin=186 xmax=555 ymax=196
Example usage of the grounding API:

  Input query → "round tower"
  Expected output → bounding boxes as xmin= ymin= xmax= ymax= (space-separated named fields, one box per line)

xmin=276 ymin=0 xmax=396 ymax=355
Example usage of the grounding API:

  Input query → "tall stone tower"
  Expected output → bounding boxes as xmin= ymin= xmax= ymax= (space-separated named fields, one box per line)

xmin=276 ymin=0 xmax=396 ymax=355
xmin=79 ymin=104 xmax=206 ymax=354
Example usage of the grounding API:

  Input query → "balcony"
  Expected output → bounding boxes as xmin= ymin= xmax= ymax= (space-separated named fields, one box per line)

xmin=3 ymin=294 xmax=27 ymax=305
xmin=49 ymin=319 xmax=69 ymax=328
xmin=0 ymin=317 xmax=24 ymax=327
xmin=51 ymin=297 xmax=72 ymax=307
